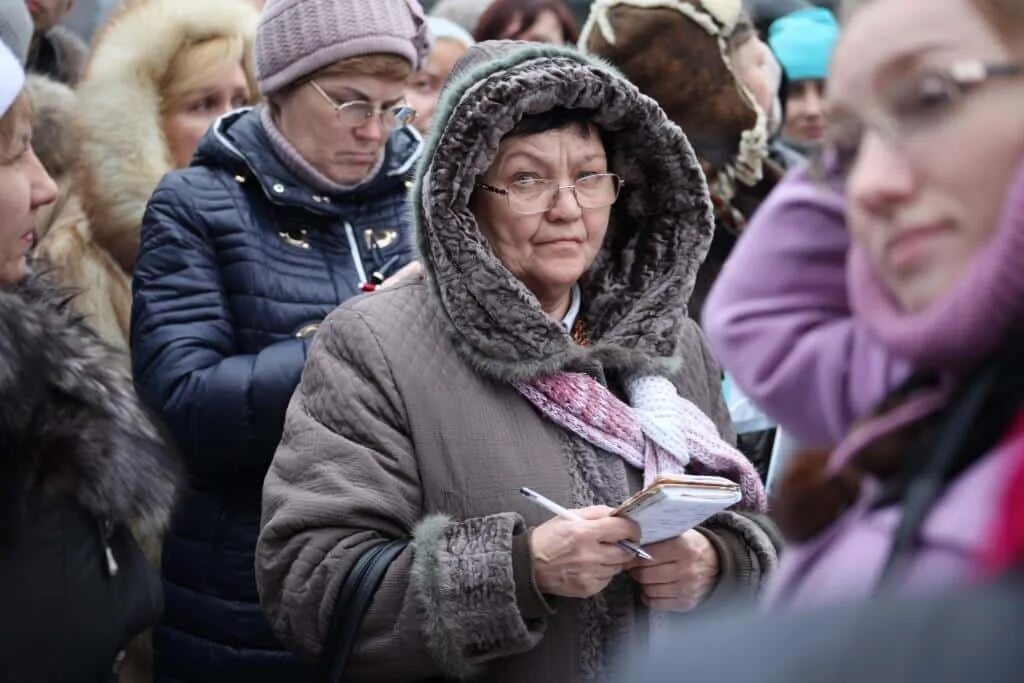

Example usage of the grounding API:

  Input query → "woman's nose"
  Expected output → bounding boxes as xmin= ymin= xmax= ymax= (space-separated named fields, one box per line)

xmin=27 ymin=147 xmax=58 ymax=210
xmin=353 ymin=115 xmax=385 ymax=142
xmin=546 ymin=185 xmax=583 ymax=221
xmin=847 ymin=130 xmax=916 ymax=216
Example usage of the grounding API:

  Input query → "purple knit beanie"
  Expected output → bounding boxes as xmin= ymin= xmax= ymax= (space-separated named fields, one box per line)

xmin=848 ymin=151 xmax=1024 ymax=372
xmin=255 ymin=0 xmax=432 ymax=96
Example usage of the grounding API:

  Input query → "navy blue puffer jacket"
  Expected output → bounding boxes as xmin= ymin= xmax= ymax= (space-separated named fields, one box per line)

xmin=131 ymin=107 xmax=419 ymax=682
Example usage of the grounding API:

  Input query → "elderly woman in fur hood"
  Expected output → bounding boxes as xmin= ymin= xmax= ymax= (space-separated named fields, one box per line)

xmin=35 ymin=0 xmax=259 ymax=354
xmin=0 ymin=42 xmax=179 ymax=682
xmin=257 ymin=41 xmax=779 ymax=682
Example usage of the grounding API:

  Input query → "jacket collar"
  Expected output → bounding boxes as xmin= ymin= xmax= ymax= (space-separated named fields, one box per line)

xmin=196 ymin=107 xmax=423 ymax=217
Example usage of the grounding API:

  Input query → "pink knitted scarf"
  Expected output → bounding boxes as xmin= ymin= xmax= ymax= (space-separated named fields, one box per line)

xmin=515 ymin=372 xmax=767 ymax=511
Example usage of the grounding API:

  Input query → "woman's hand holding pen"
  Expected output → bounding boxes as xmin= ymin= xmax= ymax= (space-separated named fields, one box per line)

xmin=626 ymin=530 xmax=719 ymax=612
xmin=530 ymin=506 xmax=642 ymax=599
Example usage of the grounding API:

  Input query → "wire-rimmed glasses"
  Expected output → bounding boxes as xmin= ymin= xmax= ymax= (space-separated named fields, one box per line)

xmin=309 ymin=80 xmax=416 ymax=131
xmin=475 ymin=173 xmax=624 ymax=215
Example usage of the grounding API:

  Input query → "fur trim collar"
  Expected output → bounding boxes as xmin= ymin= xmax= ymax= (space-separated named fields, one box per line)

xmin=73 ymin=0 xmax=258 ymax=272
xmin=413 ymin=42 xmax=714 ymax=382
xmin=0 ymin=275 xmax=181 ymax=536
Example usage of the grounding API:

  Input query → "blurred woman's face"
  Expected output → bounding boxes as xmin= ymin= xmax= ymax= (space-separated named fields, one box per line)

xmin=0 ymin=106 xmax=57 ymax=287
xmin=832 ymin=0 xmax=1024 ymax=313
xmin=162 ymin=60 xmax=251 ymax=169
xmin=732 ymin=35 xmax=777 ymax=122
xmin=471 ymin=124 xmax=611 ymax=312
xmin=406 ymin=39 xmax=468 ymax=135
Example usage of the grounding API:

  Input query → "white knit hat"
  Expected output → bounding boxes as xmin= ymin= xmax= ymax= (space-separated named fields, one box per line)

xmin=0 ymin=40 xmax=24 ymax=118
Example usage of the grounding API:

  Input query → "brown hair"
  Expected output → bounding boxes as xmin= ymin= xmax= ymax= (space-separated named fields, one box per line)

xmin=0 ymin=93 xmax=32 ymax=162
xmin=268 ymin=53 xmax=412 ymax=111
xmin=473 ymin=0 xmax=580 ymax=44
xmin=159 ymin=35 xmax=257 ymax=117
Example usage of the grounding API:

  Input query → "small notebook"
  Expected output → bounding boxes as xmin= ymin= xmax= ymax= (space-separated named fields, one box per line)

xmin=611 ymin=474 xmax=742 ymax=545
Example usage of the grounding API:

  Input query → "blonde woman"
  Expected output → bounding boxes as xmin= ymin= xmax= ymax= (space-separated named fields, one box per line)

xmin=38 ymin=0 xmax=259 ymax=353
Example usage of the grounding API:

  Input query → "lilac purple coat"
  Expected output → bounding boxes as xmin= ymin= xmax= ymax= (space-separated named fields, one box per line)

xmin=703 ymin=169 xmax=1021 ymax=608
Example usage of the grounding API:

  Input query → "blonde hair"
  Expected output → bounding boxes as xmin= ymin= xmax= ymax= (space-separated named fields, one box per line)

xmin=159 ymin=34 xmax=257 ymax=115
xmin=0 ymin=93 xmax=32 ymax=161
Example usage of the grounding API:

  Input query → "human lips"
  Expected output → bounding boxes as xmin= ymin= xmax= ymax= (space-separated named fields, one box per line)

xmin=21 ymin=228 xmax=37 ymax=250
xmin=884 ymin=222 xmax=952 ymax=272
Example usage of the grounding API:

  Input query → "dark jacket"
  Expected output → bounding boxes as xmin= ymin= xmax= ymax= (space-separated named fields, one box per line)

xmin=0 ymin=275 xmax=179 ymax=683
xmin=131 ymin=107 xmax=420 ymax=681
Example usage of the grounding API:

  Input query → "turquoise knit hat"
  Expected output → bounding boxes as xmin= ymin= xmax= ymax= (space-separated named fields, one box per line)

xmin=768 ymin=7 xmax=839 ymax=82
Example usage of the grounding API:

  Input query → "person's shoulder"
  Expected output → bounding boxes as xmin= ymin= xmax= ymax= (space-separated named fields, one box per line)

xmin=323 ymin=281 xmax=439 ymax=349
xmin=151 ymin=163 xmax=238 ymax=207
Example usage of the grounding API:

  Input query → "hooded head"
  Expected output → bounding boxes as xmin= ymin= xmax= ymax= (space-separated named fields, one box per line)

xmin=74 ymin=0 xmax=259 ymax=273
xmin=580 ymin=0 xmax=768 ymax=201
xmin=413 ymin=40 xmax=713 ymax=380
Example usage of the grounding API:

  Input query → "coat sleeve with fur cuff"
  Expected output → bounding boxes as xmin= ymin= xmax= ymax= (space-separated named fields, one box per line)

xmin=699 ymin=511 xmax=782 ymax=606
xmin=256 ymin=307 xmax=545 ymax=681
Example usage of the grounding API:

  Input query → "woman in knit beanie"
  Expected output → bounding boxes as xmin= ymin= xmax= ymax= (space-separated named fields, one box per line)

xmin=130 ymin=1 xmax=430 ymax=681
xmin=768 ymin=6 xmax=840 ymax=151
xmin=704 ymin=0 xmax=1024 ymax=609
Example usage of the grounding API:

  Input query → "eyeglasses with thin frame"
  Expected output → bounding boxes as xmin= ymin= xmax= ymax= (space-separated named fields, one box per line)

xmin=309 ymin=80 xmax=416 ymax=131
xmin=475 ymin=173 xmax=624 ymax=215
xmin=818 ymin=60 xmax=1024 ymax=181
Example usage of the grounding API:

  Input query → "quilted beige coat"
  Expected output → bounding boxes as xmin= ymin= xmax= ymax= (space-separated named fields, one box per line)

xmin=257 ymin=42 xmax=780 ymax=682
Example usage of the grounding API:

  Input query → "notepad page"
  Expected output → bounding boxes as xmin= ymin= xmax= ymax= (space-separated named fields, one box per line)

xmin=625 ymin=490 xmax=742 ymax=545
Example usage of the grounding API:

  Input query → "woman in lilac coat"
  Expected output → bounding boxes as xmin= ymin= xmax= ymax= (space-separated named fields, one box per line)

xmin=704 ymin=0 xmax=1024 ymax=608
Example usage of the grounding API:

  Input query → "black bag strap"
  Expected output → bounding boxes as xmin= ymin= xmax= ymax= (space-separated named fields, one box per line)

xmin=322 ymin=538 xmax=408 ymax=683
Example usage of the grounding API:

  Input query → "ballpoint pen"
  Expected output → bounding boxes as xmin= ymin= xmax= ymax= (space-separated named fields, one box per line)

xmin=520 ymin=486 xmax=654 ymax=562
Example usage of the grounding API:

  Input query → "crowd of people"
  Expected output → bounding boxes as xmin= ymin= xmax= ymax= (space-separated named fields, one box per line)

xmin=0 ymin=0 xmax=1022 ymax=682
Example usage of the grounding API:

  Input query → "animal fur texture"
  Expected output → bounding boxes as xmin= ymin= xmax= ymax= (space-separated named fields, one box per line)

xmin=72 ymin=0 xmax=259 ymax=273
xmin=0 ymin=275 xmax=180 ymax=539
xmin=413 ymin=41 xmax=715 ymax=384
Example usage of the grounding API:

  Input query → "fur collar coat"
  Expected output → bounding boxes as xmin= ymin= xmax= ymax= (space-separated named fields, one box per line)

xmin=36 ymin=0 xmax=259 ymax=351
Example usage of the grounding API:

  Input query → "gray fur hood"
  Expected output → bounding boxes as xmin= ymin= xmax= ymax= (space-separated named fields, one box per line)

xmin=413 ymin=41 xmax=715 ymax=382
xmin=0 ymin=274 xmax=180 ymax=537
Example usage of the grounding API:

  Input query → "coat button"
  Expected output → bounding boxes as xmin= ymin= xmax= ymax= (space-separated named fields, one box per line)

xmin=273 ymin=183 xmax=285 ymax=194
xmin=295 ymin=323 xmax=319 ymax=339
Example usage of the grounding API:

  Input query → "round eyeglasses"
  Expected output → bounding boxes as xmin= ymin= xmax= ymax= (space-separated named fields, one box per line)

xmin=309 ymin=80 xmax=416 ymax=131
xmin=475 ymin=173 xmax=624 ymax=215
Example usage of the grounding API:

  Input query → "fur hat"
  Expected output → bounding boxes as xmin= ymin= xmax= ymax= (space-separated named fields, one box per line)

xmin=255 ymin=0 xmax=432 ymax=96
xmin=74 ymin=0 xmax=259 ymax=272
xmin=0 ymin=0 xmax=32 ymax=64
xmin=581 ymin=0 xmax=768 ymax=197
